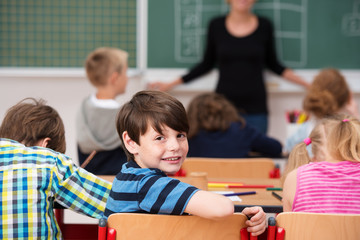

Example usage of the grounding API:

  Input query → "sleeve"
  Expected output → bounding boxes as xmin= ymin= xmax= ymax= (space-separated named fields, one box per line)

xmin=263 ymin=18 xmax=286 ymax=75
xmin=138 ymin=176 xmax=199 ymax=215
xmin=248 ymin=126 xmax=283 ymax=157
xmin=51 ymin=153 xmax=112 ymax=219
xmin=182 ymin=18 xmax=218 ymax=83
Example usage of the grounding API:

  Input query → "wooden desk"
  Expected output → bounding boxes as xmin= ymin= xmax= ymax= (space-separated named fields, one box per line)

xmin=98 ymin=175 xmax=283 ymax=213
xmin=209 ymin=178 xmax=283 ymax=213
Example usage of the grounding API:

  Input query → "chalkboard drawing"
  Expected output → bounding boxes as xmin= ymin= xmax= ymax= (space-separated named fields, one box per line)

xmin=174 ymin=0 xmax=228 ymax=63
xmin=342 ymin=0 xmax=360 ymax=36
xmin=174 ymin=0 xmax=308 ymax=68
xmin=253 ymin=0 xmax=308 ymax=68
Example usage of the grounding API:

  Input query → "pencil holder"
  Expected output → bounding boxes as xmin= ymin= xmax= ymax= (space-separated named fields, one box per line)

xmin=189 ymin=172 xmax=208 ymax=191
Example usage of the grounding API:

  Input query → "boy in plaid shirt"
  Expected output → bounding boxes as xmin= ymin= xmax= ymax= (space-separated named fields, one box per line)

xmin=0 ymin=98 xmax=112 ymax=239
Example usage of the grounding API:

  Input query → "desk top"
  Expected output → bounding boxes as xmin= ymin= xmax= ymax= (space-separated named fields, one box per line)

xmin=98 ymin=175 xmax=283 ymax=213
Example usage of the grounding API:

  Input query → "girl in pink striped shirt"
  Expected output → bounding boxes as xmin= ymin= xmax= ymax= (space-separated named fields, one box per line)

xmin=283 ymin=115 xmax=360 ymax=213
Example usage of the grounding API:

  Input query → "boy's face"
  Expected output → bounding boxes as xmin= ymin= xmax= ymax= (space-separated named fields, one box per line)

xmin=124 ymin=124 xmax=188 ymax=174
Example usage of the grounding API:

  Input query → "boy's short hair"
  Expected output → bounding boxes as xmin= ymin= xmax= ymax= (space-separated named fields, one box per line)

xmin=116 ymin=90 xmax=189 ymax=161
xmin=85 ymin=47 xmax=128 ymax=86
xmin=0 ymin=98 xmax=66 ymax=153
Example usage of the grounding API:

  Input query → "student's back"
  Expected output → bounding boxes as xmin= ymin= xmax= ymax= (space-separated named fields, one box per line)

xmin=187 ymin=92 xmax=282 ymax=158
xmin=284 ymin=68 xmax=359 ymax=153
xmin=283 ymin=115 xmax=360 ymax=214
xmin=0 ymin=98 xmax=111 ymax=239
xmin=76 ymin=47 xmax=128 ymax=174
xmin=293 ymin=160 xmax=360 ymax=213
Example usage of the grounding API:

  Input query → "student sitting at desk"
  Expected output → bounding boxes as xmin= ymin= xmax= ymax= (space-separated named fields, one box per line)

xmin=76 ymin=47 xmax=129 ymax=174
xmin=283 ymin=114 xmax=360 ymax=213
xmin=104 ymin=90 xmax=267 ymax=236
xmin=0 ymin=98 xmax=112 ymax=239
xmin=284 ymin=68 xmax=359 ymax=154
xmin=186 ymin=92 xmax=282 ymax=158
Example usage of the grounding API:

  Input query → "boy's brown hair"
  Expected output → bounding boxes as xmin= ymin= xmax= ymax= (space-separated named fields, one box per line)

xmin=85 ymin=47 xmax=128 ymax=86
xmin=116 ymin=90 xmax=189 ymax=161
xmin=187 ymin=92 xmax=245 ymax=138
xmin=0 ymin=98 xmax=66 ymax=153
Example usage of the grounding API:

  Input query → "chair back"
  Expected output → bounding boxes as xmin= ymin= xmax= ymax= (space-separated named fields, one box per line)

xmin=275 ymin=212 xmax=360 ymax=240
xmin=181 ymin=157 xmax=275 ymax=178
xmin=106 ymin=213 xmax=248 ymax=240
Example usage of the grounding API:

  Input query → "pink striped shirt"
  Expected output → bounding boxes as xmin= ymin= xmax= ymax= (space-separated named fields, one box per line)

xmin=292 ymin=161 xmax=360 ymax=214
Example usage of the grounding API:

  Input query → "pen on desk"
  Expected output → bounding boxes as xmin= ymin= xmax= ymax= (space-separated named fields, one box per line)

xmin=208 ymin=183 xmax=243 ymax=188
xmin=80 ymin=150 xmax=96 ymax=168
xmin=222 ymin=191 xmax=256 ymax=197
xmin=272 ymin=191 xmax=282 ymax=201
xmin=266 ymin=187 xmax=283 ymax=191
xmin=228 ymin=185 xmax=274 ymax=188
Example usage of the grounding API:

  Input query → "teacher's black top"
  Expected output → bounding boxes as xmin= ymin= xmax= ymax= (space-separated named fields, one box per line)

xmin=182 ymin=16 xmax=285 ymax=114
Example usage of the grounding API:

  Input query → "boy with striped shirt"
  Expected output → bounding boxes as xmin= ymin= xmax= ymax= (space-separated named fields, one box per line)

xmin=104 ymin=90 xmax=266 ymax=236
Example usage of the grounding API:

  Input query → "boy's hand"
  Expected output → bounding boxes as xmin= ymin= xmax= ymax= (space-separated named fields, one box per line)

xmin=242 ymin=206 xmax=267 ymax=236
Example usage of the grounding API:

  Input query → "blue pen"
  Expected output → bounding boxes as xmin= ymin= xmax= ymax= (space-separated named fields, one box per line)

xmin=222 ymin=191 xmax=256 ymax=197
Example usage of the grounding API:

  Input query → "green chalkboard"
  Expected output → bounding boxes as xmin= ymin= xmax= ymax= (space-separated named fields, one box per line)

xmin=148 ymin=0 xmax=360 ymax=69
xmin=0 ymin=0 xmax=137 ymax=67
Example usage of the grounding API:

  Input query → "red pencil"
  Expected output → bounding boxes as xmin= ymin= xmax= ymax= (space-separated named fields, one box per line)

xmin=228 ymin=185 xmax=274 ymax=188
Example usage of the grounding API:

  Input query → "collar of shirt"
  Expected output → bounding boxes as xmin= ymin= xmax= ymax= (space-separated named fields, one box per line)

xmin=90 ymin=93 xmax=120 ymax=109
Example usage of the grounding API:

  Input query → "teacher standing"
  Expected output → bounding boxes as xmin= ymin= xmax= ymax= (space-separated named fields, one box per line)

xmin=148 ymin=0 xmax=309 ymax=134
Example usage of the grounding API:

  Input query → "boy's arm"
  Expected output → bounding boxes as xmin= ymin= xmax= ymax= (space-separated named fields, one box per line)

xmin=52 ymin=154 xmax=112 ymax=218
xmin=184 ymin=190 xmax=234 ymax=219
xmin=185 ymin=191 xmax=266 ymax=236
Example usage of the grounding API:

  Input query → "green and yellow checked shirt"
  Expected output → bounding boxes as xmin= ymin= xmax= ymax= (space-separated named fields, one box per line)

xmin=0 ymin=139 xmax=112 ymax=239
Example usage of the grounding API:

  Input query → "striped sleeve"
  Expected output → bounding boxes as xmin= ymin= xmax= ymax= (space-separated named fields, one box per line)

xmin=138 ymin=175 xmax=199 ymax=215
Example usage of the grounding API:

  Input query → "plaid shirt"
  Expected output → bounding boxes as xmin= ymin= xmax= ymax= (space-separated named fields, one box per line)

xmin=0 ymin=139 xmax=112 ymax=239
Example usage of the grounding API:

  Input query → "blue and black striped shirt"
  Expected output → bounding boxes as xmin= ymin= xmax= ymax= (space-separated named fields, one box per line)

xmin=104 ymin=161 xmax=199 ymax=217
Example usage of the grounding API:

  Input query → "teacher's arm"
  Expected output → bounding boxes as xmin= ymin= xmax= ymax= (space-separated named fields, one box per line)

xmin=148 ymin=18 xmax=217 ymax=92
xmin=147 ymin=78 xmax=184 ymax=92
xmin=282 ymin=68 xmax=310 ymax=89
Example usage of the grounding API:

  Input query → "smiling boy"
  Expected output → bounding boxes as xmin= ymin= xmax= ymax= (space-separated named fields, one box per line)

xmin=104 ymin=90 xmax=266 ymax=236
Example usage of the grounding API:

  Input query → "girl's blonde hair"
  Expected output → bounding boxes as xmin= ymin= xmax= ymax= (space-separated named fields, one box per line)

xmin=282 ymin=114 xmax=360 ymax=183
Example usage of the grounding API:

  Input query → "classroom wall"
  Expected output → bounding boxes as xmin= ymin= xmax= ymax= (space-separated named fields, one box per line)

xmin=1 ymin=69 xmax=360 ymax=166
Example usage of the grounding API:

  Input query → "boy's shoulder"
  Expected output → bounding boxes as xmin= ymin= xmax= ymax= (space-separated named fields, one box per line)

xmin=120 ymin=161 xmax=166 ymax=177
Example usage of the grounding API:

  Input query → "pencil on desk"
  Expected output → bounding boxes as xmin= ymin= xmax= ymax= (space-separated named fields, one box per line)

xmin=228 ymin=185 xmax=274 ymax=188
xmin=266 ymin=187 xmax=282 ymax=191
xmin=80 ymin=150 xmax=96 ymax=168
xmin=208 ymin=183 xmax=244 ymax=188
xmin=222 ymin=191 xmax=256 ymax=197
xmin=272 ymin=191 xmax=282 ymax=201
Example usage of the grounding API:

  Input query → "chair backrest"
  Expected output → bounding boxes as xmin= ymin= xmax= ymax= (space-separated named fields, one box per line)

xmin=181 ymin=157 xmax=275 ymax=178
xmin=106 ymin=213 xmax=248 ymax=240
xmin=275 ymin=212 xmax=360 ymax=240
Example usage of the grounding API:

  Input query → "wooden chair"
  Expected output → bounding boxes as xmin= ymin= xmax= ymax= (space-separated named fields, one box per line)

xmin=181 ymin=157 xmax=275 ymax=178
xmin=275 ymin=212 xmax=360 ymax=240
xmin=98 ymin=213 xmax=255 ymax=240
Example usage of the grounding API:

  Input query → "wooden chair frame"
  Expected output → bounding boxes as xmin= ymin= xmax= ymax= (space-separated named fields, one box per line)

xmin=275 ymin=212 xmax=360 ymax=240
xmin=98 ymin=213 xmax=255 ymax=240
